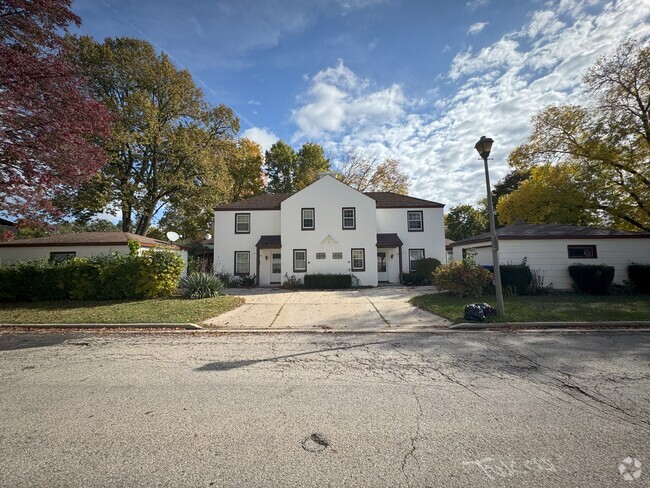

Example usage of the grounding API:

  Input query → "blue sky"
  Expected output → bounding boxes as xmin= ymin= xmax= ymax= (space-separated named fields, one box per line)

xmin=72 ymin=0 xmax=650 ymax=209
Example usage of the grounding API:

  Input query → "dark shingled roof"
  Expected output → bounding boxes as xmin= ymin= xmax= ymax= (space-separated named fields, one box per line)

xmin=214 ymin=191 xmax=443 ymax=211
xmin=0 ymin=232 xmax=178 ymax=248
xmin=256 ymin=235 xmax=282 ymax=248
xmin=0 ymin=217 xmax=15 ymax=226
xmin=451 ymin=224 xmax=650 ymax=247
xmin=215 ymin=194 xmax=291 ymax=211
xmin=365 ymin=192 xmax=444 ymax=208
xmin=376 ymin=233 xmax=403 ymax=247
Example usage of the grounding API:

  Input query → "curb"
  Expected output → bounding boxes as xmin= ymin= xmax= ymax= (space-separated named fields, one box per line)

xmin=0 ymin=323 xmax=203 ymax=330
xmin=449 ymin=321 xmax=650 ymax=330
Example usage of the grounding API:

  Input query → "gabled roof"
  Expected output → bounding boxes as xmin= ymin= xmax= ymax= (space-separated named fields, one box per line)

xmin=214 ymin=191 xmax=444 ymax=211
xmin=450 ymin=224 xmax=650 ymax=247
xmin=0 ymin=232 xmax=178 ymax=248
xmin=0 ymin=217 xmax=15 ymax=226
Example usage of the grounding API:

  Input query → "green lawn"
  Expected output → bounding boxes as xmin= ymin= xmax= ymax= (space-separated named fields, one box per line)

xmin=410 ymin=293 xmax=650 ymax=323
xmin=0 ymin=296 xmax=244 ymax=324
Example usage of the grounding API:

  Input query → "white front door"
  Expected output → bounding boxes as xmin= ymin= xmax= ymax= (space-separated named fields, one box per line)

xmin=377 ymin=251 xmax=388 ymax=282
xmin=271 ymin=253 xmax=281 ymax=284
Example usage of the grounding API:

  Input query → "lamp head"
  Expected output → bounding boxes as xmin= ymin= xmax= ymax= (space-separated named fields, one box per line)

xmin=475 ymin=136 xmax=494 ymax=159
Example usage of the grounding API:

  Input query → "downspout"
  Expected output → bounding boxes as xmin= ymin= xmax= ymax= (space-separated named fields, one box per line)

xmin=398 ymin=244 xmax=403 ymax=284
xmin=256 ymin=247 xmax=260 ymax=286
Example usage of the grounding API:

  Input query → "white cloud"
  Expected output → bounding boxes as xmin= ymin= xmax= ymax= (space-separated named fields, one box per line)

xmin=292 ymin=60 xmax=407 ymax=138
xmin=467 ymin=21 xmax=489 ymax=35
xmin=241 ymin=127 xmax=279 ymax=153
xmin=466 ymin=0 xmax=490 ymax=11
xmin=247 ymin=99 xmax=261 ymax=106
xmin=290 ymin=0 xmax=650 ymax=208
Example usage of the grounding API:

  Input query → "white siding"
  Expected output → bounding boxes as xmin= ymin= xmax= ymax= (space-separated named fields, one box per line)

xmin=453 ymin=238 xmax=650 ymax=289
xmin=0 ymin=244 xmax=132 ymax=264
xmin=281 ymin=176 xmax=378 ymax=286
xmin=376 ymin=207 xmax=446 ymax=266
xmin=213 ymin=210 xmax=281 ymax=280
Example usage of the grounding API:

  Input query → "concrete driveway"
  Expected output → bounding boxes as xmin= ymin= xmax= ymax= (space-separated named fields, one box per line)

xmin=203 ymin=286 xmax=451 ymax=331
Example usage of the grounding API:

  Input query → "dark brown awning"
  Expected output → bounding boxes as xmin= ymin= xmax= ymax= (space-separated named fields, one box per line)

xmin=376 ymin=233 xmax=403 ymax=247
xmin=256 ymin=235 xmax=282 ymax=249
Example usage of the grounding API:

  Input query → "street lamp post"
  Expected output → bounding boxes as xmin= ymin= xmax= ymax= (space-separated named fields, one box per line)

xmin=474 ymin=136 xmax=505 ymax=316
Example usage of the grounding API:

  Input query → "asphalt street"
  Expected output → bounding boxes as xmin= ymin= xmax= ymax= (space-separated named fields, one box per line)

xmin=0 ymin=331 xmax=648 ymax=487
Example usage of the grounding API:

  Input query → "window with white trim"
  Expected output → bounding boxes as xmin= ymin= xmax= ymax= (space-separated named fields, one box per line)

xmin=332 ymin=252 xmax=343 ymax=260
xmin=351 ymin=248 xmax=365 ymax=271
xmin=409 ymin=249 xmax=425 ymax=272
xmin=316 ymin=252 xmax=326 ymax=259
xmin=234 ymin=251 xmax=250 ymax=275
xmin=407 ymin=211 xmax=423 ymax=231
xmin=293 ymin=249 xmax=307 ymax=272
xmin=342 ymin=207 xmax=356 ymax=229
xmin=235 ymin=213 xmax=250 ymax=234
xmin=301 ymin=208 xmax=315 ymax=230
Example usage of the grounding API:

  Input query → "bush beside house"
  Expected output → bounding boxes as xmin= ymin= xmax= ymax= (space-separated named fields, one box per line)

xmin=432 ymin=257 xmax=492 ymax=297
xmin=0 ymin=250 xmax=184 ymax=301
xmin=304 ymin=273 xmax=352 ymax=289
xmin=568 ymin=264 xmax=615 ymax=294
xmin=628 ymin=264 xmax=650 ymax=294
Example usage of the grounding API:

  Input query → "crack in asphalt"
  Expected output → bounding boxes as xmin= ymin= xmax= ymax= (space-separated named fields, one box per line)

xmin=400 ymin=385 xmax=423 ymax=487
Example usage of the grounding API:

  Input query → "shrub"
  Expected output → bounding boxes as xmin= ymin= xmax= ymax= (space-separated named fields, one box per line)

xmin=0 ymin=249 xmax=185 ymax=302
xmin=432 ymin=258 xmax=493 ymax=297
xmin=180 ymin=272 xmax=224 ymax=299
xmin=231 ymin=274 xmax=256 ymax=288
xmin=281 ymin=274 xmax=302 ymax=289
xmin=402 ymin=272 xmax=429 ymax=286
xmin=304 ymin=273 xmax=352 ymax=289
xmin=499 ymin=264 xmax=533 ymax=295
xmin=568 ymin=264 xmax=614 ymax=294
xmin=628 ymin=264 xmax=650 ymax=294
xmin=410 ymin=258 xmax=441 ymax=285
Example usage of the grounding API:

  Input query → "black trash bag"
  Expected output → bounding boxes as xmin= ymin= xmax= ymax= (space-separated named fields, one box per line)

xmin=464 ymin=303 xmax=497 ymax=322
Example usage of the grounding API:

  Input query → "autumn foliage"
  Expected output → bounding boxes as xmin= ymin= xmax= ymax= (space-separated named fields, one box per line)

xmin=0 ymin=0 xmax=111 ymax=223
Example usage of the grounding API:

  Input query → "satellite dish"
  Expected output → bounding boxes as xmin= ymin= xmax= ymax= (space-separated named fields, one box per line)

xmin=205 ymin=233 xmax=212 ymax=240
xmin=166 ymin=231 xmax=180 ymax=242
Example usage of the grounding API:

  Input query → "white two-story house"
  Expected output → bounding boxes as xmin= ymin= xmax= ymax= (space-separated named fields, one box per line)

xmin=213 ymin=174 xmax=445 ymax=286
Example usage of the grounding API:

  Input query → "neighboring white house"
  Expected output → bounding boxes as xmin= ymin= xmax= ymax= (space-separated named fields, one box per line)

xmin=213 ymin=174 xmax=446 ymax=286
xmin=0 ymin=232 xmax=188 ymax=275
xmin=450 ymin=224 xmax=650 ymax=290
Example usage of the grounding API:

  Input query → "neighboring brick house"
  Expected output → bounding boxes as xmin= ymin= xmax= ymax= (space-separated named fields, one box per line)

xmin=213 ymin=174 xmax=446 ymax=286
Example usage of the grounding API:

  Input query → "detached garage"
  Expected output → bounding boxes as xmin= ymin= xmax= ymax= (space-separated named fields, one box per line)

xmin=450 ymin=224 xmax=650 ymax=290
xmin=0 ymin=232 xmax=188 ymax=273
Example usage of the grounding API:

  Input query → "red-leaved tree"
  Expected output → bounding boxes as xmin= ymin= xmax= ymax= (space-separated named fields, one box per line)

xmin=0 ymin=0 xmax=111 ymax=225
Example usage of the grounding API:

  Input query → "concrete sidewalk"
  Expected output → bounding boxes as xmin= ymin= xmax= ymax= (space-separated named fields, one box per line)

xmin=202 ymin=286 xmax=451 ymax=331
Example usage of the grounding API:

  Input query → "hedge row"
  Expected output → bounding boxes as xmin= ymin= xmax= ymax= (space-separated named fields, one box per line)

xmin=303 ymin=273 xmax=352 ymax=289
xmin=0 ymin=250 xmax=185 ymax=302
xmin=482 ymin=264 xmax=533 ymax=294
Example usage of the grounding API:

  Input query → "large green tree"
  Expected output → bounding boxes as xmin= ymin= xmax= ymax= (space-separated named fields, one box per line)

xmin=445 ymin=204 xmax=488 ymax=241
xmin=505 ymin=38 xmax=650 ymax=232
xmin=265 ymin=140 xmax=330 ymax=193
xmin=62 ymin=37 xmax=239 ymax=235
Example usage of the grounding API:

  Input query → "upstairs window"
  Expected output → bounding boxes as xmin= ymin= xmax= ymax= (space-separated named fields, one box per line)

xmin=407 ymin=211 xmax=423 ymax=232
xmin=235 ymin=213 xmax=250 ymax=234
xmin=332 ymin=252 xmax=343 ymax=260
xmin=316 ymin=252 xmax=326 ymax=259
xmin=342 ymin=207 xmax=356 ymax=229
xmin=302 ymin=208 xmax=315 ymax=230
xmin=568 ymin=245 xmax=597 ymax=259
xmin=351 ymin=248 xmax=365 ymax=271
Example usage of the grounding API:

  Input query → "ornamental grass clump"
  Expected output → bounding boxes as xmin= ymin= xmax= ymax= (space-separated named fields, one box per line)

xmin=180 ymin=272 xmax=224 ymax=299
